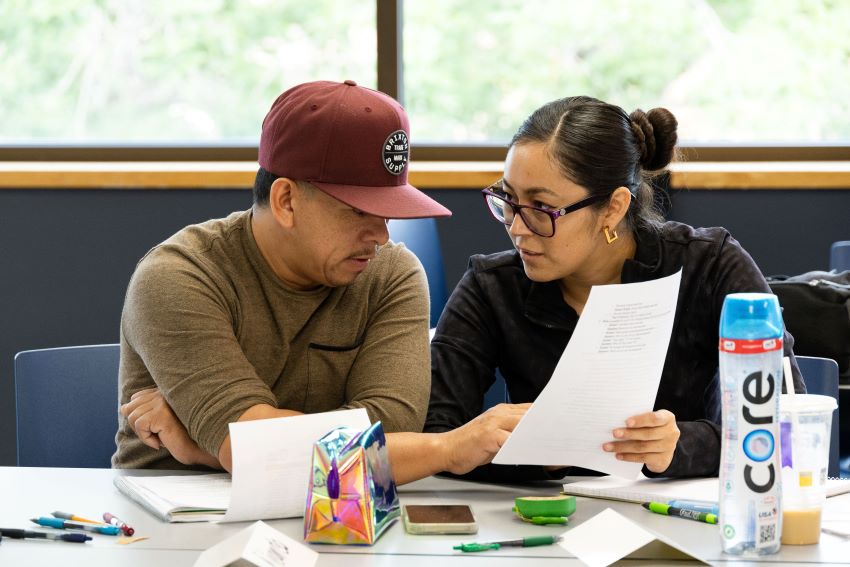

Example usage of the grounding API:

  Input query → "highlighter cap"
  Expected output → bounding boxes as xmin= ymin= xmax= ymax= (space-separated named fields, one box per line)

xmin=719 ymin=293 xmax=783 ymax=340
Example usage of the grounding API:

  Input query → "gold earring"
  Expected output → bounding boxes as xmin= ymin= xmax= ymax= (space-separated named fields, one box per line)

xmin=603 ymin=226 xmax=618 ymax=245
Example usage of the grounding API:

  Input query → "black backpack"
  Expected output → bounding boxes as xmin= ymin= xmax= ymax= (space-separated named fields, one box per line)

xmin=767 ymin=270 xmax=850 ymax=381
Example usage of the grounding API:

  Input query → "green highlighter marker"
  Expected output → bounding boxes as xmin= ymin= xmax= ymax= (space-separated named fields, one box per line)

xmin=642 ymin=502 xmax=718 ymax=525
xmin=454 ymin=535 xmax=562 ymax=553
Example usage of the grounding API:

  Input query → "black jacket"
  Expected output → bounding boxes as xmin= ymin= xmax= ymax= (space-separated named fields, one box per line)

xmin=426 ymin=221 xmax=805 ymax=481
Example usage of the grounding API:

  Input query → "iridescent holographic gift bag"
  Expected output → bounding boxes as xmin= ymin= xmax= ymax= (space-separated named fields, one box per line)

xmin=304 ymin=421 xmax=399 ymax=545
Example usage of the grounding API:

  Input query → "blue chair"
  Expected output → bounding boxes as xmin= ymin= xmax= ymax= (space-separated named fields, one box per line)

xmin=394 ymin=220 xmax=508 ymax=409
xmin=831 ymin=241 xmax=850 ymax=272
xmin=796 ymin=356 xmax=843 ymax=477
xmin=15 ymin=344 xmax=120 ymax=468
xmin=388 ymin=218 xmax=448 ymax=328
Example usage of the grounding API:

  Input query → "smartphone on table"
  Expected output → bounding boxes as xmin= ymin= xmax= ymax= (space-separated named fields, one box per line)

xmin=402 ymin=504 xmax=478 ymax=535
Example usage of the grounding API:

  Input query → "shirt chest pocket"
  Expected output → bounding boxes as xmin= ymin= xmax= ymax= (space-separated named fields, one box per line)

xmin=304 ymin=336 xmax=364 ymax=413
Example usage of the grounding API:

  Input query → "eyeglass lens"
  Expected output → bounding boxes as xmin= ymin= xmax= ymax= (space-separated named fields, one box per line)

xmin=485 ymin=192 xmax=554 ymax=237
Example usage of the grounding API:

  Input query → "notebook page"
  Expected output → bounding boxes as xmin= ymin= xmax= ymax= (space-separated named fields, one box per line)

xmin=563 ymin=475 xmax=850 ymax=504
xmin=826 ymin=477 xmax=850 ymax=498
xmin=562 ymin=475 xmax=718 ymax=504
xmin=114 ymin=473 xmax=231 ymax=521
xmin=125 ymin=473 xmax=231 ymax=508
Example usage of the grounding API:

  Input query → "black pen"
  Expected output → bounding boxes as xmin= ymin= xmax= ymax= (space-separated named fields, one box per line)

xmin=0 ymin=528 xmax=92 ymax=543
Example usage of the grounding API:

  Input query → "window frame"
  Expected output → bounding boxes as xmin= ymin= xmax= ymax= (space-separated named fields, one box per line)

xmin=1 ymin=0 xmax=848 ymax=163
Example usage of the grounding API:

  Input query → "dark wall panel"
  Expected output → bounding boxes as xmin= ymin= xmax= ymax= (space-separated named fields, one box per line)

xmin=1 ymin=187 xmax=848 ymax=465
xmin=0 ymin=189 xmax=253 ymax=465
xmin=666 ymin=189 xmax=850 ymax=276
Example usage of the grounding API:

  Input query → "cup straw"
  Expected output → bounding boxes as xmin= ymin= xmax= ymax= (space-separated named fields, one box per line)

xmin=783 ymin=356 xmax=795 ymax=397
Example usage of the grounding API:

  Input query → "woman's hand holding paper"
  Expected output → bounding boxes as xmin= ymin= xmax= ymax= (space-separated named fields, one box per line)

xmin=603 ymin=409 xmax=680 ymax=473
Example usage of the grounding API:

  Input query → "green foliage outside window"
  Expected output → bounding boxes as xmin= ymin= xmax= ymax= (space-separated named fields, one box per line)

xmin=1 ymin=0 xmax=848 ymax=145
xmin=0 ymin=0 xmax=375 ymax=142
xmin=404 ymin=0 xmax=850 ymax=144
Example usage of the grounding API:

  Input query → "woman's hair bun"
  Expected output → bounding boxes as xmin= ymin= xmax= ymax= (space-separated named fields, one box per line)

xmin=629 ymin=107 xmax=678 ymax=171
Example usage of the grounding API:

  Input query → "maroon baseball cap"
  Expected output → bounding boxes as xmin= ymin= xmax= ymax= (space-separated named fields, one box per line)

xmin=258 ymin=80 xmax=451 ymax=219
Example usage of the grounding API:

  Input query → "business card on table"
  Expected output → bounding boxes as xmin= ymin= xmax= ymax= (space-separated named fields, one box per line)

xmin=194 ymin=521 xmax=317 ymax=567
xmin=558 ymin=508 xmax=707 ymax=567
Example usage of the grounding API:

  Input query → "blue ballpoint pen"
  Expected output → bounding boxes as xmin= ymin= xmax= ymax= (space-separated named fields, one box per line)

xmin=31 ymin=517 xmax=121 ymax=535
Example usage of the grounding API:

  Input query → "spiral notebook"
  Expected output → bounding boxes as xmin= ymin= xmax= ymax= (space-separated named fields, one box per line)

xmin=114 ymin=473 xmax=231 ymax=523
xmin=562 ymin=474 xmax=850 ymax=504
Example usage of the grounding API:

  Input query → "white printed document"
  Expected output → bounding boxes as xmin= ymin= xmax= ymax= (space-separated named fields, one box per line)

xmin=221 ymin=408 xmax=371 ymax=522
xmin=493 ymin=270 xmax=682 ymax=478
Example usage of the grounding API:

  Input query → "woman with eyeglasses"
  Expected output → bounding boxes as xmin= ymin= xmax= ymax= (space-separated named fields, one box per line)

xmin=422 ymin=95 xmax=806 ymax=482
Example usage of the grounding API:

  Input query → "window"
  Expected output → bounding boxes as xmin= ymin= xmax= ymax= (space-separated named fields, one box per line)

xmin=0 ymin=0 xmax=375 ymax=143
xmin=2 ymin=0 xmax=848 ymax=156
xmin=403 ymin=0 xmax=850 ymax=146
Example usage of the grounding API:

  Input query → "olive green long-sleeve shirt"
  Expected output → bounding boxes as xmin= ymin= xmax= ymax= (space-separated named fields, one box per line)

xmin=113 ymin=210 xmax=430 ymax=469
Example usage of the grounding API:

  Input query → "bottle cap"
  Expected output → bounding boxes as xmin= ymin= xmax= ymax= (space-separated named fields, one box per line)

xmin=719 ymin=293 xmax=783 ymax=339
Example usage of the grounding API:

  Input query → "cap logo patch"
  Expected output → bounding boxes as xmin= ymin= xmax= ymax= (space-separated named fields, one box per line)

xmin=382 ymin=130 xmax=408 ymax=175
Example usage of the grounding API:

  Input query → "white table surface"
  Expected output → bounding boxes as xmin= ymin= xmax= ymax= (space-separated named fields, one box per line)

xmin=1 ymin=467 xmax=848 ymax=566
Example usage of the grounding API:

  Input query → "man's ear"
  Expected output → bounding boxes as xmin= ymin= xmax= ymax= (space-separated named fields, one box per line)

xmin=268 ymin=178 xmax=298 ymax=228
xmin=604 ymin=186 xmax=633 ymax=229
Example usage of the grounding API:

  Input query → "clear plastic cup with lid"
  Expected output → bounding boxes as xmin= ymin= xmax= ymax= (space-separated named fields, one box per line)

xmin=779 ymin=393 xmax=838 ymax=545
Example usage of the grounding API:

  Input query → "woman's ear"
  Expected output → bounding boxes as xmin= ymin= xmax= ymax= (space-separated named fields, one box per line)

xmin=268 ymin=178 xmax=298 ymax=228
xmin=604 ymin=186 xmax=633 ymax=228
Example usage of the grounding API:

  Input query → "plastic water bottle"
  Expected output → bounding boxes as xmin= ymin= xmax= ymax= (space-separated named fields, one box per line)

xmin=718 ymin=293 xmax=783 ymax=555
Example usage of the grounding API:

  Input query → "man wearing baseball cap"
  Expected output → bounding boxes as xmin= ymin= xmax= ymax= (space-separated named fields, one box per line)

xmin=114 ymin=80 xmax=450 ymax=471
